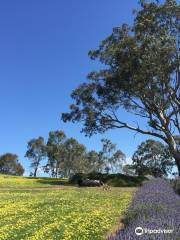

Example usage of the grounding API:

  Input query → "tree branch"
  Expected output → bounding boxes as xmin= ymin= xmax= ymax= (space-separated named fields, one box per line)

xmin=103 ymin=111 xmax=166 ymax=141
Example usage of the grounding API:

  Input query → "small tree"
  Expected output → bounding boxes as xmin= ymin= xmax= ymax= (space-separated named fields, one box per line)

xmin=62 ymin=0 xmax=180 ymax=175
xmin=0 ymin=153 xmax=24 ymax=176
xmin=132 ymin=139 xmax=174 ymax=177
xmin=25 ymin=137 xmax=46 ymax=177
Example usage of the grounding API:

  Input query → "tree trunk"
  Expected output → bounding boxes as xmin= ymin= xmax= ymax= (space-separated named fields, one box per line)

xmin=173 ymin=152 xmax=180 ymax=177
xmin=165 ymin=134 xmax=180 ymax=176
xmin=55 ymin=162 xmax=58 ymax=178
xmin=34 ymin=167 xmax=38 ymax=177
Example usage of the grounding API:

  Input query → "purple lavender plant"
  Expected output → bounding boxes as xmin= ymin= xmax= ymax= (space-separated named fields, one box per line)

xmin=108 ymin=178 xmax=180 ymax=240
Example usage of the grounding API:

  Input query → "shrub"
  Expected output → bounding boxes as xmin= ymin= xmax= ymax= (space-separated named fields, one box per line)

xmin=69 ymin=172 xmax=147 ymax=187
xmin=108 ymin=178 xmax=180 ymax=240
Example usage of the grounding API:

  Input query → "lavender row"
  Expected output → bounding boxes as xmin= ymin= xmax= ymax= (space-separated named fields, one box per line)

xmin=108 ymin=178 xmax=180 ymax=240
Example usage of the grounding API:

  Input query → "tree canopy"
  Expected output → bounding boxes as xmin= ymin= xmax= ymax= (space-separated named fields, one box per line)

xmin=25 ymin=130 xmax=125 ymax=177
xmin=25 ymin=137 xmax=46 ymax=177
xmin=62 ymin=0 xmax=180 ymax=175
xmin=132 ymin=139 xmax=174 ymax=177
xmin=99 ymin=139 xmax=125 ymax=173
xmin=46 ymin=131 xmax=67 ymax=177
xmin=0 ymin=153 xmax=24 ymax=176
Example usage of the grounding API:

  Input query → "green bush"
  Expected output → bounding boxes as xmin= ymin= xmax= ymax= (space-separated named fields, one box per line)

xmin=69 ymin=172 xmax=147 ymax=187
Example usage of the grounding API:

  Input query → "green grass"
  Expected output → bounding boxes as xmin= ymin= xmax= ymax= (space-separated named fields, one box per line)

xmin=0 ymin=174 xmax=136 ymax=240
xmin=0 ymin=174 xmax=68 ymax=188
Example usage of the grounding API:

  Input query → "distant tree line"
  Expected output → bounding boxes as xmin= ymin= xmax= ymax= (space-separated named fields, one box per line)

xmin=25 ymin=130 xmax=125 ymax=177
xmin=25 ymin=129 xmax=178 ymax=178
xmin=0 ymin=132 xmax=177 ymax=178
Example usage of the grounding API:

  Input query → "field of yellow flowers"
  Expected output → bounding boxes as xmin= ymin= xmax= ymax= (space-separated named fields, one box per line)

xmin=0 ymin=175 xmax=67 ymax=188
xmin=0 ymin=175 xmax=135 ymax=240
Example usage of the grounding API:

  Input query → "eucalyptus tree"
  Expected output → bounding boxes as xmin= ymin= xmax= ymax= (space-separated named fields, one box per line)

xmin=123 ymin=164 xmax=136 ymax=176
xmin=62 ymin=138 xmax=87 ymax=176
xmin=86 ymin=150 xmax=103 ymax=173
xmin=132 ymin=139 xmax=174 ymax=177
xmin=62 ymin=0 xmax=180 ymax=175
xmin=46 ymin=130 xmax=67 ymax=177
xmin=99 ymin=139 xmax=125 ymax=173
xmin=0 ymin=153 xmax=24 ymax=176
xmin=25 ymin=137 xmax=46 ymax=177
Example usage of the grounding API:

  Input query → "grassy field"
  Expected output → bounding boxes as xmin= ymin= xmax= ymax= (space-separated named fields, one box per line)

xmin=0 ymin=175 xmax=136 ymax=240
xmin=0 ymin=175 xmax=68 ymax=189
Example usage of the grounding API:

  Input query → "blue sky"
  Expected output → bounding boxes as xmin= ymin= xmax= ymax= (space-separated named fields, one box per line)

xmin=0 ymin=0 xmax=156 ymax=175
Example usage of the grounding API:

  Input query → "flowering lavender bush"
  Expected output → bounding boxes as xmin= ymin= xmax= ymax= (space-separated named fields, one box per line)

xmin=108 ymin=178 xmax=180 ymax=240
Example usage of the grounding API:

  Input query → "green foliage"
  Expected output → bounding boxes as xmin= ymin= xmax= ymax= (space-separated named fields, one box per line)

xmin=0 ymin=153 xmax=24 ymax=176
xmin=25 ymin=137 xmax=46 ymax=177
xmin=46 ymin=130 xmax=67 ymax=177
xmin=85 ymin=150 xmax=102 ymax=173
xmin=61 ymin=137 xmax=87 ymax=176
xmin=25 ymin=129 xmax=126 ymax=178
xmin=132 ymin=139 xmax=174 ymax=177
xmin=122 ymin=164 xmax=135 ymax=176
xmin=99 ymin=139 xmax=125 ymax=173
xmin=62 ymin=0 xmax=180 ymax=175
xmin=69 ymin=172 xmax=147 ymax=187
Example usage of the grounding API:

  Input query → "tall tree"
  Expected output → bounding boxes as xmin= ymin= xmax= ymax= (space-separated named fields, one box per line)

xmin=46 ymin=130 xmax=66 ymax=177
xmin=99 ymin=139 xmax=125 ymax=173
xmin=62 ymin=138 xmax=87 ymax=176
xmin=0 ymin=153 xmax=24 ymax=176
xmin=132 ymin=139 xmax=174 ymax=177
xmin=25 ymin=137 xmax=46 ymax=177
xmin=62 ymin=0 xmax=180 ymax=175
xmin=86 ymin=150 xmax=103 ymax=173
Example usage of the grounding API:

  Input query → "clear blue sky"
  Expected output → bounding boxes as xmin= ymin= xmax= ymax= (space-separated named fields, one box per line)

xmin=0 ymin=0 xmax=154 ymax=175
